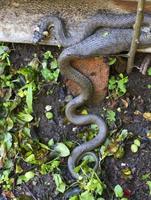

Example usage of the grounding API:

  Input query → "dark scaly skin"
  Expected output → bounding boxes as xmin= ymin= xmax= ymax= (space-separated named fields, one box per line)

xmin=58 ymin=53 xmax=107 ymax=179
xmin=63 ymin=187 xmax=81 ymax=199
xmin=58 ymin=28 xmax=151 ymax=58
xmin=33 ymin=14 xmax=151 ymax=180
xmin=58 ymin=28 xmax=151 ymax=179
xmin=33 ymin=12 xmax=151 ymax=47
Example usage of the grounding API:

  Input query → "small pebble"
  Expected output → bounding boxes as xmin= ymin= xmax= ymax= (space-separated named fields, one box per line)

xmin=72 ymin=127 xmax=77 ymax=132
xmin=45 ymin=105 xmax=52 ymax=111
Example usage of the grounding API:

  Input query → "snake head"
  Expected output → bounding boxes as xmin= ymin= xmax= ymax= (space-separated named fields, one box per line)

xmin=33 ymin=25 xmax=50 ymax=44
xmin=32 ymin=20 xmax=54 ymax=44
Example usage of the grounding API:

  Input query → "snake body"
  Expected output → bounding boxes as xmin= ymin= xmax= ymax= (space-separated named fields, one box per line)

xmin=33 ymin=13 xmax=151 ymax=180
xmin=33 ymin=12 xmax=151 ymax=47
xmin=58 ymin=28 xmax=151 ymax=179
xmin=58 ymin=53 xmax=107 ymax=179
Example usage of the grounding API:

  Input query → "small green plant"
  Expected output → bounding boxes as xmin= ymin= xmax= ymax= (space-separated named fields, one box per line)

xmin=69 ymin=168 xmax=106 ymax=200
xmin=106 ymin=110 xmax=116 ymax=124
xmin=130 ymin=138 xmax=141 ymax=153
xmin=114 ymin=185 xmax=128 ymax=200
xmin=108 ymin=73 xmax=128 ymax=97
xmin=41 ymin=51 xmax=60 ymax=82
xmin=147 ymin=181 xmax=151 ymax=196
xmin=147 ymin=67 xmax=151 ymax=76
xmin=100 ymin=129 xmax=130 ymax=160
xmin=148 ymin=85 xmax=151 ymax=89
xmin=114 ymin=184 xmax=124 ymax=198
xmin=0 ymin=46 xmax=64 ymax=196
xmin=108 ymin=57 xmax=117 ymax=66
xmin=53 ymin=174 xmax=66 ymax=193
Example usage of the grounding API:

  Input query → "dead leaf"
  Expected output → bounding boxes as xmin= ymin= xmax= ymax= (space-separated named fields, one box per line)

xmin=134 ymin=110 xmax=142 ymax=116
xmin=147 ymin=132 xmax=151 ymax=139
xmin=121 ymin=98 xmax=129 ymax=108
xmin=143 ymin=112 xmax=151 ymax=121
xmin=3 ymin=191 xmax=15 ymax=199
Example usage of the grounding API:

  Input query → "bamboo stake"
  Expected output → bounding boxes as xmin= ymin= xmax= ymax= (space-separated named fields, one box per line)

xmin=126 ymin=0 xmax=145 ymax=74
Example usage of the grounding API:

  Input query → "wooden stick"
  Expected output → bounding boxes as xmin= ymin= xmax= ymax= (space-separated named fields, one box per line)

xmin=126 ymin=0 xmax=146 ymax=74
xmin=137 ymin=47 xmax=151 ymax=53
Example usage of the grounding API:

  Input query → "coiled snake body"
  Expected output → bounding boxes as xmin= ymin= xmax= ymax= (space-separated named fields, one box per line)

xmin=33 ymin=12 xmax=151 ymax=179
xmin=33 ymin=12 xmax=151 ymax=47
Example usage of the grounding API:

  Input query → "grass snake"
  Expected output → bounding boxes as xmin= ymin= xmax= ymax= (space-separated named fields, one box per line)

xmin=33 ymin=12 xmax=151 ymax=180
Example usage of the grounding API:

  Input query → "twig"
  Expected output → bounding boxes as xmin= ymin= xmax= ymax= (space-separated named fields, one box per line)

xmin=126 ymin=0 xmax=146 ymax=74
xmin=23 ymin=184 xmax=38 ymax=200
xmin=137 ymin=47 xmax=151 ymax=53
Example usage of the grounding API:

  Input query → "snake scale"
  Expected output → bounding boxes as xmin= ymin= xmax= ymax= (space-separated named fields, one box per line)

xmin=33 ymin=12 xmax=151 ymax=179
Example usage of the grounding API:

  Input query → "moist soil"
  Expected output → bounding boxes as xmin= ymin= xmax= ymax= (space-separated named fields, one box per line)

xmin=7 ymin=44 xmax=151 ymax=200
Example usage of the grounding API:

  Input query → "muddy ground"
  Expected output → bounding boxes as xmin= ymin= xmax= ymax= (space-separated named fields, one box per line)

xmin=7 ymin=44 xmax=151 ymax=200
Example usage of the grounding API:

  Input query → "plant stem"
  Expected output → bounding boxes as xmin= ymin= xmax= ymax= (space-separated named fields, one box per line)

xmin=127 ymin=0 xmax=145 ymax=74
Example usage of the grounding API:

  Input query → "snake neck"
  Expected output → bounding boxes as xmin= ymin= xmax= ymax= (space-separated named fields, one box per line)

xmin=58 ymin=53 xmax=94 ymax=101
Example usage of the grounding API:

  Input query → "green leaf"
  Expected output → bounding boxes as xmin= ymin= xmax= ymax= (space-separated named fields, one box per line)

xmin=83 ymin=176 xmax=103 ymax=196
xmin=146 ymin=181 xmax=151 ymax=195
xmin=90 ymin=124 xmax=98 ymax=131
xmin=80 ymin=191 xmax=94 ymax=200
xmin=17 ymin=67 xmax=35 ymax=82
xmin=4 ymin=132 xmax=12 ymax=150
xmin=108 ymin=57 xmax=117 ymax=66
xmin=40 ymin=160 xmax=60 ymax=174
xmin=51 ymin=59 xmax=58 ymax=69
xmin=23 ymin=127 xmax=31 ymax=137
xmin=18 ymin=112 xmax=33 ymax=122
xmin=4 ymin=159 xmax=14 ymax=169
xmin=17 ymin=171 xmax=35 ymax=185
xmin=147 ymin=67 xmax=151 ymax=76
xmin=141 ymin=173 xmax=151 ymax=181
xmin=45 ymin=111 xmax=53 ymax=120
xmin=24 ymin=171 xmax=35 ymax=181
xmin=106 ymin=110 xmax=116 ymax=123
xmin=114 ymin=184 xmax=124 ymax=198
xmin=148 ymin=84 xmax=151 ymax=89
xmin=69 ymin=196 xmax=79 ymax=200
xmin=26 ymin=83 xmax=33 ymax=113
xmin=134 ymin=139 xmax=141 ymax=147
xmin=53 ymin=174 xmax=66 ymax=193
xmin=24 ymin=154 xmax=36 ymax=164
xmin=0 ymin=46 xmax=9 ymax=56
xmin=54 ymin=143 xmax=70 ymax=157
xmin=39 ymin=142 xmax=50 ymax=150
xmin=119 ymin=129 xmax=128 ymax=141
xmin=48 ymin=139 xmax=54 ymax=147
xmin=81 ymin=109 xmax=88 ymax=115
xmin=131 ymin=144 xmax=138 ymax=153
xmin=6 ymin=117 xmax=14 ymax=131
xmin=97 ymin=198 xmax=105 ymax=200
xmin=108 ymin=74 xmax=128 ymax=97
xmin=44 ymin=51 xmax=53 ymax=60
xmin=108 ymin=76 xmax=116 ymax=90
xmin=41 ymin=68 xmax=54 ymax=81
xmin=52 ymin=68 xmax=60 ymax=81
